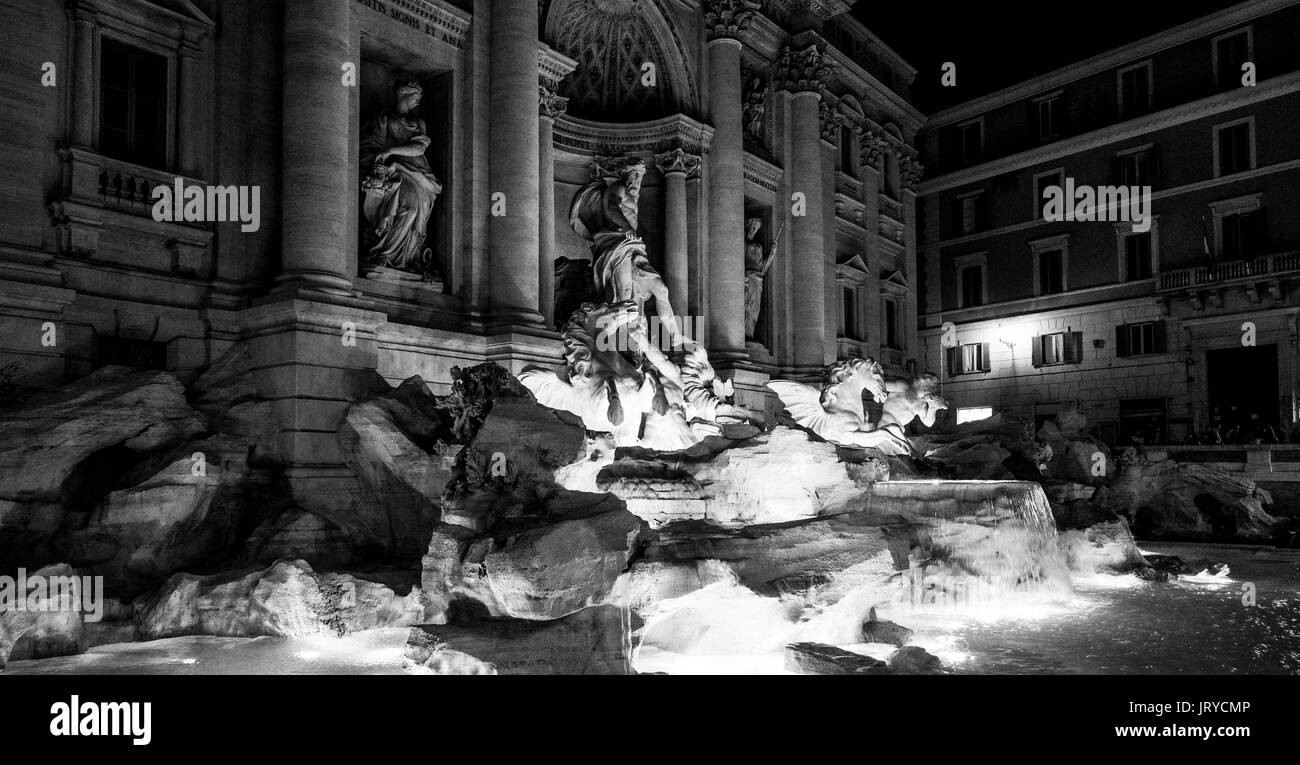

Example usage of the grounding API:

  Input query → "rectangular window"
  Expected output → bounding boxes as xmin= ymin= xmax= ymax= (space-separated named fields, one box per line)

xmin=959 ymin=264 xmax=984 ymax=307
xmin=885 ymin=299 xmax=899 ymax=348
xmin=1221 ymin=209 xmax=1262 ymax=260
xmin=1038 ymin=249 xmax=1065 ymax=295
xmin=947 ymin=341 xmax=991 ymax=376
xmin=1119 ymin=149 xmax=1155 ymax=188
xmin=959 ymin=120 xmax=983 ymax=165
xmin=960 ymin=193 xmax=986 ymax=235
xmin=1033 ymin=331 xmax=1083 ymax=367
xmin=1125 ymin=233 xmax=1153 ymax=280
xmin=1119 ymin=63 xmax=1152 ymax=119
xmin=839 ymin=125 xmax=856 ymax=178
xmin=1215 ymin=29 xmax=1251 ymax=92
xmin=1216 ymin=121 xmax=1253 ymax=176
xmin=1115 ymin=321 xmax=1166 ymax=357
xmin=100 ymin=39 xmax=168 ymax=169
xmin=956 ymin=406 xmax=994 ymax=425
xmin=840 ymin=286 xmax=857 ymax=339
xmin=1036 ymin=95 xmax=1061 ymax=141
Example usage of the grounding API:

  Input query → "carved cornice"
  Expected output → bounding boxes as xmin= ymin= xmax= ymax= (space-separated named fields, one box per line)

xmin=364 ymin=0 xmax=471 ymax=51
xmin=554 ymin=114 xmax=714 ymax=158
xmin=773 ymin=45 xmax=835 ymax=95
xmin=655 ymin=147 xmax=703 ymax=179
xmin=538 ymin=43 xmax=579 ymax=91
xmin=703 ymin=0 xmax=762 ymax=42
xmin=768 ymin=0 xmax=855 ymax=20
xmin=744 ymin=151 xmax=783 ymax=193
xmin=539 ymin=86 xmax=569 ymax=120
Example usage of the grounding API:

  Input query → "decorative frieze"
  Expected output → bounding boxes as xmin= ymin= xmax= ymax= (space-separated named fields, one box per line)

xmin=554 ymin=113 xmax=714 ymax=158
xmin=703 ymin=0 xmax=762 ymax=41
xmin=773 ymin=45 xmax=835 ymax=95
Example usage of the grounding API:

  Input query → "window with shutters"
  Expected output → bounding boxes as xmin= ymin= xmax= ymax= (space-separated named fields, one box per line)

xmin=947 ymin=341 xmax=990 ymax=376
xmin=1214 ymin=119 xmax=1254 ymax=177
xmin=1115 ymin=321 xmax=1166 ymax=357
xmin=1033 ymin=331 xmax=1083 ymax=367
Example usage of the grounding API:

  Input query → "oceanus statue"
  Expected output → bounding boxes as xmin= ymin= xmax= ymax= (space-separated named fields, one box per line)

xmin=519 ymin=159 xmax=758 ymax=451
xmin=767 ymin=358 xmax=939 ymax=455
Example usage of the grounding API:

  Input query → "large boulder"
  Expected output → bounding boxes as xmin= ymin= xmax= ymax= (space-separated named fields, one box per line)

xmin=135 ymin=559 xmax=431 ymax=640
xmin=0 ymin=563 xmax=87 ymax=668
xmin=785 ymin=642 xmax=888 ymax=675
xmin=403 ymin=604 xmax=636 ymax=675
xmin=1058 ymin=519 xmax=1150 ymax=575
xmin=419 ymin=493 xmax=647 ymax=621
xmin=0 ymin=368 xmax=205 ymax=538
xmin=1093 ymin=458 xmax=1284 ymax=541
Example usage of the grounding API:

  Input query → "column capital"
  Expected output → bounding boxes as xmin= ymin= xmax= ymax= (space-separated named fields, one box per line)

xmin=704 ymin=0 xmax=762 ymax=42
xmin=773 ymin=44 xmax=835 ymax=95
xmin=859 ymin=129 xmax=891 ymax=171
xmin=539 ymin=86 xmax=569 ymax=120
xmin=899 ymin=153 xmax=924 ymax=190
xmin=819 ymin=100 xmax=846 ymax=143
xmin=655 ymin=147 xmax=703 ymax=179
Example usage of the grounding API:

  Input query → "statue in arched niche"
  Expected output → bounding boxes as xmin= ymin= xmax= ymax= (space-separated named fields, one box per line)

xmin=360 ymin=80 xmax=443 ymax=283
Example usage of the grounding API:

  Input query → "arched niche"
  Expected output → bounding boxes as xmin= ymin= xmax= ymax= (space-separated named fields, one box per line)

xmin=544 ymin=0 xmax=699 ymax=123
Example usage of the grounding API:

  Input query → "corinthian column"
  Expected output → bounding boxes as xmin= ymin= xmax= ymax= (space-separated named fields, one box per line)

xmin=775 ymin=45 xmax=834 ymax=374
xmin=703 ymin=0 xmax=759 ymax=361
xmin=655 ymin=147 xmax=702 ymax=324
xmin=277 ymin=0 xmax=354 ymax=296
xmin=488 ymin=0 xmax=543 ymax=327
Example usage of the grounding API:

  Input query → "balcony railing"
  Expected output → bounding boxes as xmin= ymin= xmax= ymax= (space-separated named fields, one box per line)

xmin=878 ymin=194 xmax=903 ymax=220
xmin=835 ymin=171 xmax=863 ymax=198
xmin=1157 ymin=251 xmax=1300 ymax=292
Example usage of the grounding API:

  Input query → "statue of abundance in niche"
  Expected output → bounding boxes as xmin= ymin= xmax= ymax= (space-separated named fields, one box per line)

xmin=360 ymin=80 xmax=443 ymax=282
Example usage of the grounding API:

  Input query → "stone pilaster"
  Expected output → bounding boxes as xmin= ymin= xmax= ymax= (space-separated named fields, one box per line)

xmin=655 ymin=148 xmax=702 ymax=326
xmin=70 ymin=9 xmax=96 ymax=150
xmin=775 ymin=44 xmax=834 ymax=375
xmin=177 ymin=36 xmax=204 ymax=177
xmin=703 ymin=0 xmax=759 ymax=362
xmin=487 ymin=0 xmax=544 ymax=329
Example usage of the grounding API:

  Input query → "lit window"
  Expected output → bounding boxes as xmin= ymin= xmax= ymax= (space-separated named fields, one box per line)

xmin=957 ymin=406 xmax=994 ymax=425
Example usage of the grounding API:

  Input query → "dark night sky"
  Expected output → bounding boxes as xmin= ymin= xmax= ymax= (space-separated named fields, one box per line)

xmin=852 ymin=0 xmax=1245 ymax=113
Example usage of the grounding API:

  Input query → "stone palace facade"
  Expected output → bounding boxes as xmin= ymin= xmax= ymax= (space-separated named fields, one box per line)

xmin=0 ymin=0 xmax=923 ymax=514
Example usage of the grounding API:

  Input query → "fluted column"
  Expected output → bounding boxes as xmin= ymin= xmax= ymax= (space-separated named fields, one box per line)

xmin=488 ymin=0 xmax=543 ymax=327
xmin=539 ymin=87 xmax=568 ymax=328
xmin=776 ymin=45 xmax=834 ymax=373
xmin=703 ymin=0 xmax=758 ymax=360
xmin=655 ymin=148 xmax=702 ymax=323
xmin=277 ymin=0 xmax=354 ymax=296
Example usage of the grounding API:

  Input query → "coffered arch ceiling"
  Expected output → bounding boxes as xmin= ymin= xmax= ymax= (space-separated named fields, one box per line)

xmin=545 ymin=0 xmax=699 ymax=123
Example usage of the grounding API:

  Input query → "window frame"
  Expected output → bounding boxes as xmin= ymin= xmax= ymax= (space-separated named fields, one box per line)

xmin=1212 ymin=116 xmax=1256 ymax=178
xmin=957 ymin=189 xmax=987 ymax=235
xmin=98 ymin=37 xmax=171 ymax=170
xmin=1030 ymin=234 xmax=1070 ymax=296
xmin=954 ymin=252 xmax=988 ymax=309
xmin=1211 ymin=27 xmax=1253 ymax=92
xmin=1032 ymin=167 xmax=1065 ymax=220
xmin=1209 ymin=193 xmax=1263 ymax=260
xmin=957 ymin=117 xmax=985 ymax=166
xmin=1033 ymin=91 xmax=1063 ymax=142
xmin=1117 ymin=60 xmax=1154 ymax=119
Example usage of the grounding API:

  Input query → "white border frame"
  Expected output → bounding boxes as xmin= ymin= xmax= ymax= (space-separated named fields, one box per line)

xmin=1211 ymin=26 xmax=1254 ymax=90
xmin=1030 ymin=233 xmax=1071 ymax=296
xmin=1117 ymin=60 xmax=1155 ymax=119
xmin=954 ymin=251 xmax=988 ymax=308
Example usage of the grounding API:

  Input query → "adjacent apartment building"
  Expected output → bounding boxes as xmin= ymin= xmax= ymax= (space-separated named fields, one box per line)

xmin=916 ymin=0 xmax=1300 ymax=446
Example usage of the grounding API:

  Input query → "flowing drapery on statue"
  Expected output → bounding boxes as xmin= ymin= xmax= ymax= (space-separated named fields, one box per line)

xmin=569 ymin=160 xmax=682 ymax=345
xmin=521 ymin=158 xmax=758 ymax=451
xmin=360 ymin=81 xmax=443 ymax=281
xmin=743 ymin=217 xmax=780 ymax=340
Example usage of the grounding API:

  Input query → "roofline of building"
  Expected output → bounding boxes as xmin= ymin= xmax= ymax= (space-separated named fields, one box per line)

xmin=921 ymin=0 xmax=1300 ymax=131
xmin=914 ymin=68 xmax=1300 ymax=195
